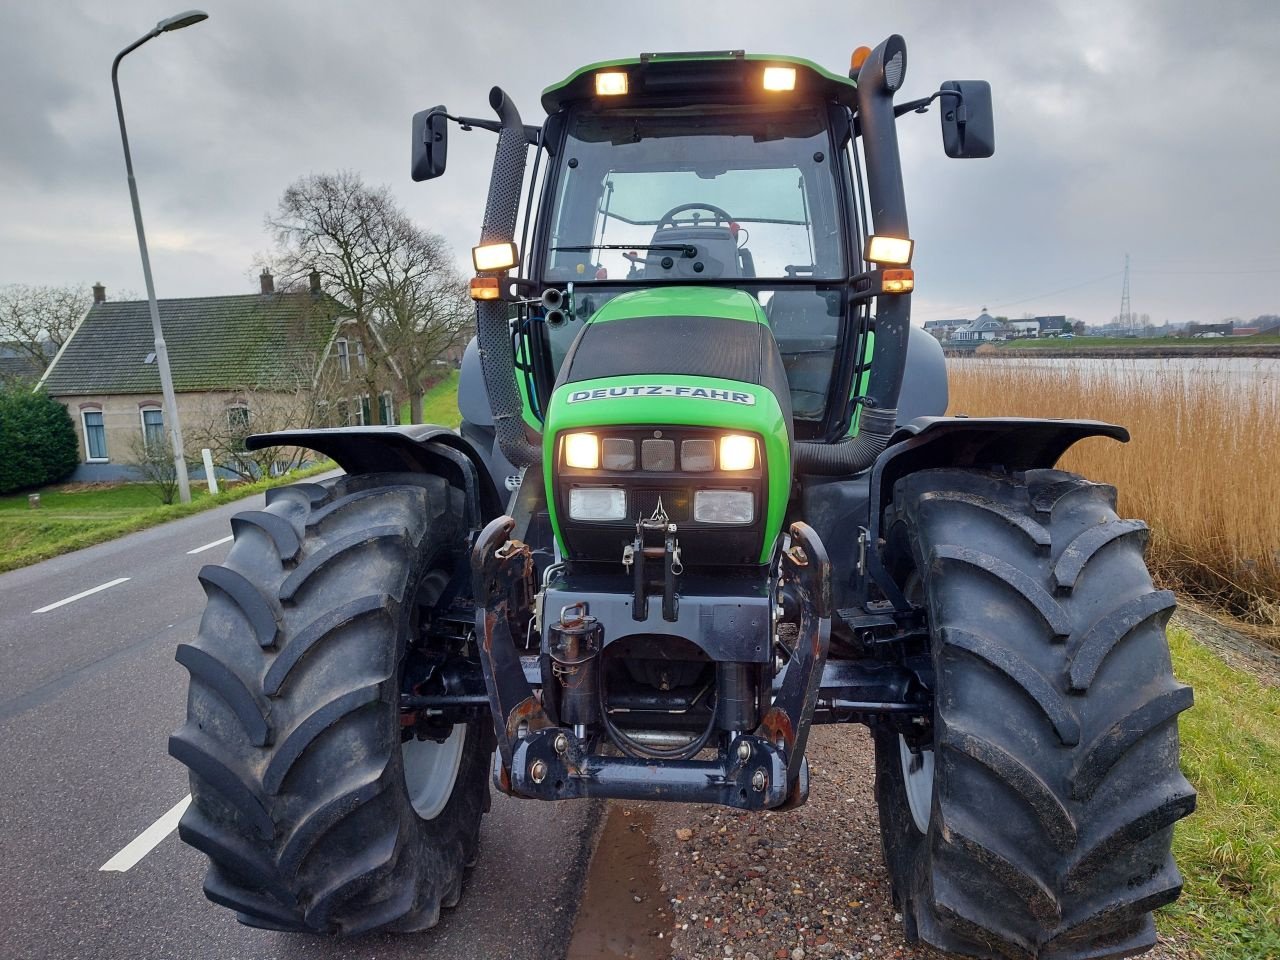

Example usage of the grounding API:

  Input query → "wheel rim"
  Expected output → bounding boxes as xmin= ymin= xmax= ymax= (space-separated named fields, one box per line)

xmin=402 ymin=724 xmax=467 ymax=821
xmin=898 ymin=734 xmax=935 ymax=834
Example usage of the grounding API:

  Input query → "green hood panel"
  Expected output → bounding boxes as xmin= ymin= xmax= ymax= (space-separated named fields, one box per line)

xmin=588 ymin=286 xmax=768 ymax=325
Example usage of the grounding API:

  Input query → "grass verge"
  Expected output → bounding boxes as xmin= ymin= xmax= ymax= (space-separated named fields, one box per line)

xmin=0 ymin=460 xmax=334 ymax=574
xmin=948 ymin=360 xmax=1280 ymax=635
xmin=1163 ymin=626 xmax=1280 ymax=957
xmin=399 ymin=370 xmax=461 ymax=428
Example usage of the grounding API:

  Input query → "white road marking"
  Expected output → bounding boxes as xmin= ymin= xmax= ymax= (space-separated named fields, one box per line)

xmin=100 ymin=794 xmax=192 ymax=872
xmin=187 ymin=534 xmax=233 ymax=555
xmin=33 ymin=577 xmax=130 ymax=614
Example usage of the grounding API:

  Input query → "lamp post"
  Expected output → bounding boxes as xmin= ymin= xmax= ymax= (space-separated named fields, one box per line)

xmin=111 ymin=10 xmax=208 ymax=504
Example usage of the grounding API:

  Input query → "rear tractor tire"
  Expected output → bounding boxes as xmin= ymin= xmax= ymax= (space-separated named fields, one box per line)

xmin=170 ymin=472 xmax=493 ymax=935
xmin=875 ymin=468 xmax=1194 ymax=960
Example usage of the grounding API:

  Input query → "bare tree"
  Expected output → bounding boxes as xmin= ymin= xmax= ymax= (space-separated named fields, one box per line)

xmin=0 ymin=284 xmax=91 ymax=371
xmin=266 ymin=171 xmax=469 ymax=424
xmin=370 ymin=218 xmax=472 ymax=422
xmin=185 ymin=317 xmax=343 ymax=482
xmin=127 ymin=433 xmax=184 ymax=504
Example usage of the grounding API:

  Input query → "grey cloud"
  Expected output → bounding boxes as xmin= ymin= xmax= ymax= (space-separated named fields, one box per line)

xmin=0 ymin=0 xmax=1276 ymax=326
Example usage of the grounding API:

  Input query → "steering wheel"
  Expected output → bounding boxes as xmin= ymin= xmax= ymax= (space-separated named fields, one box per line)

xmin=657 ymin=202 xmax=734 ymax=229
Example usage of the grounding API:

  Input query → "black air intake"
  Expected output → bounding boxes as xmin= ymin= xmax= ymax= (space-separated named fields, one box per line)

xmin=476 ymin=87 xmax=541 ymax=468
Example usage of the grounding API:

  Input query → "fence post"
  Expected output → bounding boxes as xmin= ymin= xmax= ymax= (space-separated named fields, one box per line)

xmin=201 ymin=448 xmax=219 ymax=495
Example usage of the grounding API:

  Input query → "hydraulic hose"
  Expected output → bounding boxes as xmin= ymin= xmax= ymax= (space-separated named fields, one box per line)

xmin=476 ymin=86 xmax=541 ymax=468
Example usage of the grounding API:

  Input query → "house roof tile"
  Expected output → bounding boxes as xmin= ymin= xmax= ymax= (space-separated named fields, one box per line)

xmin=40 ymin=293 xmax=346 ymax=396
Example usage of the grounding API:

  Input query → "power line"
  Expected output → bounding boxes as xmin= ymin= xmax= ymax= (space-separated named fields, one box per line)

xmin=914 ymin=270 xmax=1121 ymax=320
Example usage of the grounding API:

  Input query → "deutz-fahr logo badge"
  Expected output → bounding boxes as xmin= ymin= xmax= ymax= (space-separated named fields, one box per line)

xmin=567 ymin=385 xmax=755 ymax=405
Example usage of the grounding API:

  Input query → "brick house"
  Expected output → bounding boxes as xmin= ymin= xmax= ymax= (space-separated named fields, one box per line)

xmin=36 ymin=274 xmax=369 ymax=482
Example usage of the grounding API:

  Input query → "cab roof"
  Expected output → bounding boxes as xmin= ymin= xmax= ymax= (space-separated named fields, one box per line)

xmin=540 ymin=51 xmax=858 ymax=115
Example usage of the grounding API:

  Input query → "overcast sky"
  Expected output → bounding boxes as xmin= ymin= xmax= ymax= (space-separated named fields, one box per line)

xmin=2 ymin=1 xmax=1277 ymax=327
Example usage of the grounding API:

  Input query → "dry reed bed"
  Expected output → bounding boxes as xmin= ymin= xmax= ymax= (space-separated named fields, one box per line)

xmin=946 ymin=358 xmax=1280 ymax=634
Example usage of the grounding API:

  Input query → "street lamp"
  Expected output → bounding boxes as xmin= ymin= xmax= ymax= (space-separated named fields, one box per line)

xmin=111 ymin=10 xmax=208 ymax=504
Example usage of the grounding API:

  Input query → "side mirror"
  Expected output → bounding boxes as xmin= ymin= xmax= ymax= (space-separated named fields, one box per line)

xmin=411 ymin=106 xmax=449 ymax=181
xmin=939 ymin=81 xmax=994 ymax=158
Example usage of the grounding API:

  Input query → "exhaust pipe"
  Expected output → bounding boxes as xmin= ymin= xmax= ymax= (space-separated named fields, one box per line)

xmin=476 ymin=86 xmax=541 ymax=468
xmin=795 ymin=36 xmax=909 ymax=476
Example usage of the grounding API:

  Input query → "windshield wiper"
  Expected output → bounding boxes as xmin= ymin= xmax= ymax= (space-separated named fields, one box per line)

xmin=552 ymin=243 xmax=696 ymax=258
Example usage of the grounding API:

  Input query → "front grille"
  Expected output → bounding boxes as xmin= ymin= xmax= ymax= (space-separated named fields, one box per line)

xmin=631 ymin=488 xmax=690 ymax=522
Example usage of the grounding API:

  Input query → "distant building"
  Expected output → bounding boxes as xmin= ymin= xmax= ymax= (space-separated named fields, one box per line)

xmin=1034 ymin=315 xmax=1069 ymax=336
xmin=0 ymin=341 xmax=56 ymax=386
xmin=951 ymin=311 xmax=1008 ymax=342
xmin=37 ymin=273 xmax=358 ymax=481
xmin=923 ymin=318 xmax=967 ymax=341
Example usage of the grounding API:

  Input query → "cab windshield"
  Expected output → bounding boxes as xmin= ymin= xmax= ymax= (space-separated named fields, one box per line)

xmin=543 ymin=105 xmax=845 ymax=283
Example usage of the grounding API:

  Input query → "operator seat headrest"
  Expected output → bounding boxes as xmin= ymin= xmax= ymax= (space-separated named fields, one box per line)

xmin=644 ymin=225 xmax=741 ymax=279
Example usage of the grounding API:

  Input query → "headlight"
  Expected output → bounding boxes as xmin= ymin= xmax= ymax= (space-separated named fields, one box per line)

xmin=570 ymin=487 xmax=627 ymax=521
xmin=564 ymin=432 xmax=599 ymax=469
xmin=694 ymin=490 xmax=754 ymax=524
xmin=718 ymin=434 xmax=757 ymax=471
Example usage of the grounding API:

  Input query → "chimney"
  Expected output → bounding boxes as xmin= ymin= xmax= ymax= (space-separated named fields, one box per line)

xmin=259 ymin=269 xmax=275 ymax=295
xmin=93 ymin=283 xmax=106 ymax=304
xmin=309 ymin=270 xmax=322 ymax=295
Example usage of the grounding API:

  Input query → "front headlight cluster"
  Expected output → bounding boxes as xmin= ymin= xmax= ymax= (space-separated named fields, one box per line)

xmin=560 ymin=429 xmax=760 ymax=525
xmin=563 ymin=432 xmax=756 ymax=472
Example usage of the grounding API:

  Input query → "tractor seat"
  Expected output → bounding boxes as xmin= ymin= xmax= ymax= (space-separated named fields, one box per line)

xmin=766 ymin=289 xmax=841 ymax=419
xmin=644 ymin=225 xmax=741 ymax=279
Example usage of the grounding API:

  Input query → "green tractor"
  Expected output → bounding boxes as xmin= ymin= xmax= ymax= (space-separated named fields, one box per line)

xmin=171 ymin=37 xmax=1194 ymax=958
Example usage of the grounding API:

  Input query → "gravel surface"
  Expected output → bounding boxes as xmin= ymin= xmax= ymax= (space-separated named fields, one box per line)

xmin=613 ymin=725 xmax=1186 ymax=960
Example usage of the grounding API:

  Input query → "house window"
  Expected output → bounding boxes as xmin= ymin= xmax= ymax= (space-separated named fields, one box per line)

xmin=82 ymin=410 xmax=107 ymax=461
xmin=359 ymin=395 xmax=371 ymax=426
xmin=336 ymin=399 xmax=351 ymax=426
xmin=141 ymin=407 xmax=165 ymax=448
xmin=336 ymin=338 xmax=351 ymax=381
xmin=355 ymin=340 xmax=367 ymax=370
xmin=227 ymin=405 xmax=250 ymax=451
xmin=379 ymin=391 xmax=395 ymax=425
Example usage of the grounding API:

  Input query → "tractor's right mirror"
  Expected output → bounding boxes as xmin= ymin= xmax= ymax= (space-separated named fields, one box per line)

xmin=939 ymin=80 xmax=995 ymax=158
xmin=411 ymin=106 xmax=449 ymax=181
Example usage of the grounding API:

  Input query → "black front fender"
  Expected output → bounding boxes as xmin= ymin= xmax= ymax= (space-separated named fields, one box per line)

xmin=866 ymin=416 xmax=1129 ymax=609
xmin=247 ymin=425 xmax=504 ymax=528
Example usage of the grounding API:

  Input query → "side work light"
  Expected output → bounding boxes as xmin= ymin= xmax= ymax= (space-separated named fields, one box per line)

xmin=865 ymin=235 xmax=914 ymax=265
xmin=472 ymin=241 xmax=519 ymax=272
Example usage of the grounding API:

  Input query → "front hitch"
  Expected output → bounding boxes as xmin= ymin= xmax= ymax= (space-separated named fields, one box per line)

xmin=472 ymin=517 xmax=832 ymax=810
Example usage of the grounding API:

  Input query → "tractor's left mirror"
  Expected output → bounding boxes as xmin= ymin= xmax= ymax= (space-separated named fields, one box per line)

xmin=411 ymin=106 xmax=449 ymax=181
xmin=939 ymin=81 xmax=994 ymax=159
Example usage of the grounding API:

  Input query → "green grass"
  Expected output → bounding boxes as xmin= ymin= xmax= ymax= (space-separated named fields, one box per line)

xmin=995 ymin=334 xmax=1280 ymax=349
xmin=1161 ymin=626 xmax=1280 ymax=958
xmin=0 ymin=460 xmax=334 ymax=574
xmin=399 ymin=370 xmax=461 ymax=427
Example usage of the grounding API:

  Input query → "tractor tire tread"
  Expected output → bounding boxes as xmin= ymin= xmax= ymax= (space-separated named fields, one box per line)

xmin=876 ymin=467 xmax=1193 ymax=959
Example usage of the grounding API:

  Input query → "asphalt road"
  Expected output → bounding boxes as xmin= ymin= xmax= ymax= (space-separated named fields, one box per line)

xmin=0 ymin=481 xmax=602 ymax=960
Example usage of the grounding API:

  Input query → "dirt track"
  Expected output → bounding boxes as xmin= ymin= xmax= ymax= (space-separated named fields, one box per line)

xmin=570 ymin=725 xmax=1187 ymax=960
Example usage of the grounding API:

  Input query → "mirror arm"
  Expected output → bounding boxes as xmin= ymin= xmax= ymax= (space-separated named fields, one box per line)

xmin=428 ymin=109 xmax=540 ymax=144
xmin=892 ymin=88 xmax=963 ymax=118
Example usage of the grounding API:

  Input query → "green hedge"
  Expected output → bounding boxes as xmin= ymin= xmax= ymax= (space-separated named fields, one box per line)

xmin=0 ymin=389 xmax=80 ymax=494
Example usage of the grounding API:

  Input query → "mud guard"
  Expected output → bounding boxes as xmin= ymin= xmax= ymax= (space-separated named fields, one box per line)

xmin=865 ymin=416 xmax=1130 ymax=609
xmin=247 ymin=425 xmax=504 ymax=528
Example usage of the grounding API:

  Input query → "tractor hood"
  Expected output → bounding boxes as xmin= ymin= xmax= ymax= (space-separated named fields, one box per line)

xmin=542 ymin=287 xmax=792 ymax=566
